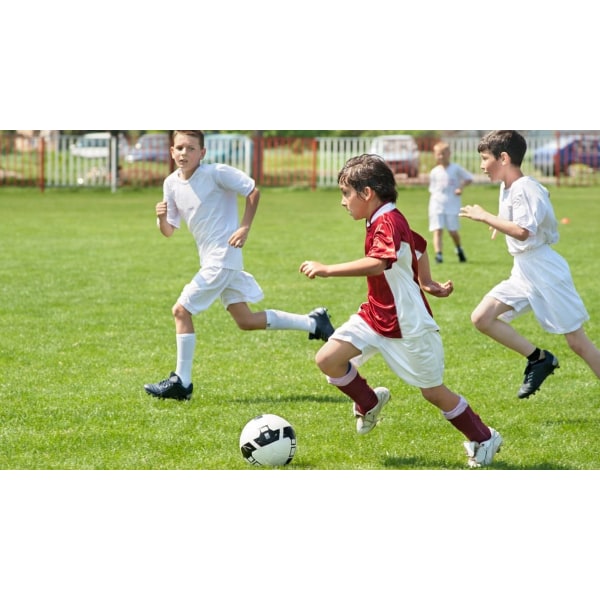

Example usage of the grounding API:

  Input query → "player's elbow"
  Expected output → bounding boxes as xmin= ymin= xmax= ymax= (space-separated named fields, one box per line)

xmin=513 ymin=227 xmax=531 ymax=242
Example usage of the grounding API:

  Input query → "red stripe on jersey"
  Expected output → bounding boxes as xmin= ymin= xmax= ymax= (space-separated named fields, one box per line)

xmin=358 ymin=207 xmax=433 ymax=338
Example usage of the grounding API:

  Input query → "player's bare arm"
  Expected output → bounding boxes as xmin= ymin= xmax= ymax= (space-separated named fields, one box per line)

xmin=229 ymin=187 xmax=260 ymax=248
xmin=300 ymin=256 xmax=387 ymax=280
xmin=460 ymin=204 xmax=530 ymax=241
xmin=156 ymin=200 xmax=175 ymax=238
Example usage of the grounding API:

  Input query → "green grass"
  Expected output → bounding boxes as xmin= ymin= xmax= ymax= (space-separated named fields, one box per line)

xmin=1 ymin=184 xmax=599 ymax=470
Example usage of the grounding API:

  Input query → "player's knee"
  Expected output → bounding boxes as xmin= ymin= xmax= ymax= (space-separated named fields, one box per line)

xmin=471 ymin=309 xmax=490 ymax=332
xmin=315 ymin=347 xmax=332 ymax=374
xmin=172 ymin=303 xmax=190 ymax=321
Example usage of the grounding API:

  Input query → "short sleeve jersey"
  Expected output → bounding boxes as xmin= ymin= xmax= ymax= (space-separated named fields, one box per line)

xmin=499 ymin=176 xmax=559 ymax=256
xmin=428 ymin=163 xmax=474 ymax=214
xmin=357 ymin=203 xmax=438 ymax=339
xmin=163 ymin=163 xmax=256 ymax=270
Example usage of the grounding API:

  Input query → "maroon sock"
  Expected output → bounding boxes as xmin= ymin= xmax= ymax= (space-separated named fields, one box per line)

xmin=337 ymin=372 xmax=378 ymax=416
xmin=449 ymin=406 xmax=491 ymax=443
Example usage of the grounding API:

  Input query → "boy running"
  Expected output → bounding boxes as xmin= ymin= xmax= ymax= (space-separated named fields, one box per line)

xmin=300 ymin=154 xmax=502 ymax=468
xmin=460 ymin=130 xmax=600 ymax=398
xmin=144 ymin=130 xmax=334 ymax=401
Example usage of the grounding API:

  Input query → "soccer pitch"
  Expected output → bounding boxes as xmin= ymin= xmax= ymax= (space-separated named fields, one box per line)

xmin=1 ymin=184 xmax=599 ymax=470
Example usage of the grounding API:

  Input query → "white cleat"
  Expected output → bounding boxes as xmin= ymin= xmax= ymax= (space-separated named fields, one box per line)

xmin=464 ymin=428 xmax=503 ymax=468
xmin=356 ymin=387 xmax=391 ymax=435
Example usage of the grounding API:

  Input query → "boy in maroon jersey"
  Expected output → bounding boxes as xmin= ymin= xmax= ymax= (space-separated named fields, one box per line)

xmin=300 ymin=154 xmax=502 ymax=468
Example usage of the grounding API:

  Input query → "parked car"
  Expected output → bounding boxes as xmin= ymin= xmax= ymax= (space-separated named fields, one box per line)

xmin=70 ymin=132 xmax=129 ymax=159
xmin=125 ymin=133 xmax=171 ymax=163
xmin=533 ymin=135 xmax=600 ymax=176
xmin=204 ymin=133 xmax=253 ymax=167
xmin=368 ymin=134 xmax=420 ymax=177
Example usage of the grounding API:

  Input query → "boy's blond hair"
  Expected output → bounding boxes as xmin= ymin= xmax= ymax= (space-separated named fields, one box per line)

xmin=433 ymin=141 xmax=450 ymax=153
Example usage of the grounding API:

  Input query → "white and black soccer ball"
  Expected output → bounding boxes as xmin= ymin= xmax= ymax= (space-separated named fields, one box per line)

xmin=240 ymin=414 xmax=297 ymax=467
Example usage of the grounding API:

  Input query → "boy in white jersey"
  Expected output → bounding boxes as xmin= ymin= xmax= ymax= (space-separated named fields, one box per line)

xmin=300 ymin=154 xmax=502 ymax=468
xmin=144 ymin=130 xmax=334 ymax=401
xmin=460 ymin=130 xmax=600 ymax=399
xmin=428 ymin=141 xmax=474 ymax=264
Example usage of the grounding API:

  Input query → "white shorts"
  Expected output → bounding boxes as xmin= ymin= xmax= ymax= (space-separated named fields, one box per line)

xmin=331 ymin=314 xmax=444 ymax=389
xmin=178 ymin=266 xmax=264 ymax=315
xmin=490 ymin=245 xmax=589 ymax=334
xmin=429 ymin=212 xmax=460 ymax=232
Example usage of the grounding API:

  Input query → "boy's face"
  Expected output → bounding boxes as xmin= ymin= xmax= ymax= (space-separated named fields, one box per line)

xmin=340 ymin=181 xmax=371 ymax=221
xmin=434 ymin=147 xmax=450 ymax=165
xmin=171 ymin=133 xmax=206 ymax=173
xmin=479 ymin=150 xmax=505 ymax=183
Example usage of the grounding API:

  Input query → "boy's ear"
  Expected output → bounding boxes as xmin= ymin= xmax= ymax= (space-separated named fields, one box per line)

xmin=500 ymin=151 xmax=510 ymax=165
xmin=362 ymin=186 xmax=375 ymax=200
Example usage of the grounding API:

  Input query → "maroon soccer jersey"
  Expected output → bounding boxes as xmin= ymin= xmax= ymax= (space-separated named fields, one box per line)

xmin=357 ymin=204 xmax=434 ymax=339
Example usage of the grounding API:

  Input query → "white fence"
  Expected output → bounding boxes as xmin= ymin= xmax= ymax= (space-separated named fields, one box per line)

xmin=3 ymin=132 xmax=598 ymax=189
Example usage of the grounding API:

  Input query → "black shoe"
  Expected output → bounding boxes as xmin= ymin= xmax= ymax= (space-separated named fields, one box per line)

xmin=517 ymin=351 xmax=559 ymax=399
xmin=308 ymin=307 xmax=335 ymax=342
xmin=435 ymin=253 xmax=443 ymax=264
xmin=144 ymin=372 xmax=193 ymax=401
xmin=457 ymin=248 xmax=467 ymax=263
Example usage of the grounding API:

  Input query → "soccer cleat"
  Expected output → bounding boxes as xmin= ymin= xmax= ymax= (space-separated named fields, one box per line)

xmin=456 ymin=247 xmax=467 ymax=263
xmin=464 ymin=428 xmax=503 ymax=468
xmin=144 ymin=372 xmax=193 ymax=401
xmin=308 ymin=307 xmax=335 ymax=342
xmin=517 ymin=351 xmax=559 ymax=399
xmin=356 ymin=387 xmax=391 ymax=435
xmin=435 ymin=253 xmax=443 ymax=264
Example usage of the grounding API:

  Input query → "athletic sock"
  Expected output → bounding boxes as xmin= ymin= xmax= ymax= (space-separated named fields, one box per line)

xmin=527 ymin=348 xmax=542 ymax=363
xmin=176 ymin=333 xmax=196 ymax=387
xmin=265 ymin=309 xmax=312 ymax=332
xmin=327 ymin=364 xmax=378 ymax=415
xmin=444 ymin=397 xmax=491 ymax=444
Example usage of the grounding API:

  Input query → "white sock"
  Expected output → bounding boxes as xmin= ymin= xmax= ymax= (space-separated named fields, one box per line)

xmin=176 ymin=333 xmax=196 ymax=387
xmin=265 ymin=309 xmax=314 ymax=332
xmin=442 ymin=396 xmax=468 ymax=420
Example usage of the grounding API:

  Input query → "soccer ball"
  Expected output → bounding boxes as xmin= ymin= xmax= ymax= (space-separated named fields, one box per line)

xmin=240 ymin=414 xmax=297 ymax=467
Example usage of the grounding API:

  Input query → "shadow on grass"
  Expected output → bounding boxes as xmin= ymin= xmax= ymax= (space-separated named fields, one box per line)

xmin=382 ymin=455 xmax=572 ymax=470
xmin=227 ymin=394 xmax=345 ymax=406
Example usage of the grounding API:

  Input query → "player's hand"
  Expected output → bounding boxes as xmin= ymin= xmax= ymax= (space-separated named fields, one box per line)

xmin=300 ymin=260 xmax=327 ymax=279
xmin=229 ymin=226 xmax=249 ymax=248
xmin=156 ymin=200 xmax=168 ymax=218
xmin=421 ymin=279 xmax=454 ymax=298
xmin=459 ymin=204 xmax=488 ymax=222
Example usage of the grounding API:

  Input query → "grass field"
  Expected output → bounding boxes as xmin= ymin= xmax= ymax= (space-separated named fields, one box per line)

xmin=1 ymin=183 xmax=599 ymax=470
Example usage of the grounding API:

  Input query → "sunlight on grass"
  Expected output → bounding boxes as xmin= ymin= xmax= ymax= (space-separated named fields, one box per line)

xmin=1 ymin=185 xmax=599 ymax=469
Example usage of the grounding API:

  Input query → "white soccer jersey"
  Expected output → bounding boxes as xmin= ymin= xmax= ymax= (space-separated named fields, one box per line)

xmin=498 ymin=176 xmax=559 ymax=256
xmin=490 ymin=176 xmax=589 ymax=334
xmin=163 ymin=163 xmax=256 ymax=270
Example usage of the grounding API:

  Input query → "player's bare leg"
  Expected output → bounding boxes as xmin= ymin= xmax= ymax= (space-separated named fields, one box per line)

xmin=433 ymin=229 xmax=444 ymax=263
xmin=565 ymin=328 xmax=600 ymax=378
xmin=472 ymin=296 xmax=559 ymax=398
xmin=471 ymin=297 xmax=536 ymax=357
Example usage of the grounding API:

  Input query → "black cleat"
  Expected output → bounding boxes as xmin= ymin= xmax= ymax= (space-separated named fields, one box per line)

xmin=435 ymin=253 xmax=443 ymax=264
xmin=518 ymin=351 xmax=559 ymax=399
xmin=308 ymin=307 xmax=335 ymax=342
xmin=457 ymin=248 xmax=467 ymax=263
xmin=144 ymin=372 xmax=193 ymax=401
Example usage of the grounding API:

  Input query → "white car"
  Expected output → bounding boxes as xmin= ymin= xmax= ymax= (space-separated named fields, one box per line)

xmin=70 ymin=132 xmax=129 ymax=159
xmin=369 ymin=134 xmax=420 ymax=177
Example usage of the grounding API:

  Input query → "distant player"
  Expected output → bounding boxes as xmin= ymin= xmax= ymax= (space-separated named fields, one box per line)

xmin=460 ymin=130 xmax=600 ymax=398
xmin=300 ymin=154 xmax=502 ymax=468
xmin=428 ymin=141 xmax=474 ymax=264
xmin=144 ymin=130 xmax=334 ymax=401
